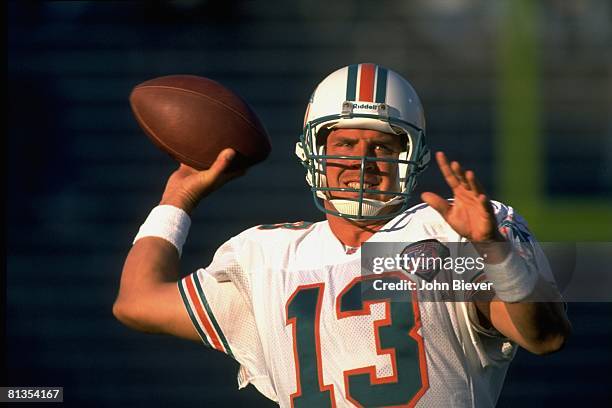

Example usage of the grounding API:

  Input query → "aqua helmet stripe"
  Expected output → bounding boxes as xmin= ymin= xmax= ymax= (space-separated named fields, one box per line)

xmin=375 ymin=66 xmax=388 ymax=103
xmin=346 ymin=64 xmax=358 ymax=101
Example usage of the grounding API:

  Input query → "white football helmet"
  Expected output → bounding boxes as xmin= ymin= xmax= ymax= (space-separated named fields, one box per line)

xmin=295 ymin=63 xmax=430 ymax=220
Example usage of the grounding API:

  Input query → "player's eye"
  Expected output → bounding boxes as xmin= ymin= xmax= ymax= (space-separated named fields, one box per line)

xmin=333 ymin=140 xmax=353 ymax=148
xmin=374 ymin=144 xmax=393 ymax=154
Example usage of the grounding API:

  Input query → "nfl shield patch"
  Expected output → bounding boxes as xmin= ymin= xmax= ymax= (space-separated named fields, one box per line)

xmin=400 ymin=240 xmax=450 ymax=282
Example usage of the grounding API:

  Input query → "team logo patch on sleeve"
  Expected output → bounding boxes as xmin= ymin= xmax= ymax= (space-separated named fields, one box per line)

xmin=499 ymin=219 xmax=536 ymax=261
xmin=400 ymin=240 xmax=450 ymax=282
xmin=499 ymin=219 xmax=531 ymax=242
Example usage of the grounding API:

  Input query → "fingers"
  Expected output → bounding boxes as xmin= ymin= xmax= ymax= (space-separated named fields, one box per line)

xmin=478 ymin=193 xmax=496 ymax=217
xmin=421 ymin=192 xmax=451 ymax=217
xmin=435 ymin=151 xmax=460 ymax=189
xmin=450 ymin=160 xmax=470 ymax=189
xmin=436 ymin=151 xmax=486 ymax=195
xmin=466 ymin=170 xmax=484 ymax=195
xmin=173 ymin=149 xmax=237 ymax=185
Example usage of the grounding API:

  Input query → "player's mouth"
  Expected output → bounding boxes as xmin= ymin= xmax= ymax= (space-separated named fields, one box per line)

xmin=343 ymin=179 xmax=380 ymax=190
xmin=345 ymin=182 xmax=377 ymax=189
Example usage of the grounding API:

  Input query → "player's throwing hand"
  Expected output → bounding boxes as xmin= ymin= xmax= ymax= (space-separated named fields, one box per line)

xmin=421 ymin=151 xmax=503 ymax=243
xmin=159 ymin=148 xmax=245 ymax=214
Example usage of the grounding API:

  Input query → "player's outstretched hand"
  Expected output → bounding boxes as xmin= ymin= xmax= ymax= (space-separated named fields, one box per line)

xmin=421 ymin=151 xmax=503 ymax=243
xmin=159 ymin=148 xmax=245 ymax=214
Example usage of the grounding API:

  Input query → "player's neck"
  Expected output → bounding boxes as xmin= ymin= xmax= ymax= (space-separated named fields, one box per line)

xmin=326 ymin=213 xmax=386 ymax=248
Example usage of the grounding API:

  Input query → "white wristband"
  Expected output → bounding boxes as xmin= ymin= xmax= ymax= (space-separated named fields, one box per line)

xmin=485 ymin=249 xmax=538 ymax=302
xmin=133 ymin=205 xmax=191 ymax=257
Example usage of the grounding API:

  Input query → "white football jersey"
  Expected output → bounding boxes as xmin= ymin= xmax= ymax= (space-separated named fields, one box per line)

xmin=179 ymin=201 xmax=555 ymax=407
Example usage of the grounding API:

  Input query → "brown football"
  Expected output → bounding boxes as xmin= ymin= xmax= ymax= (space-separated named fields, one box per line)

xmin=130 ymin=75 xmax=271 ymax=171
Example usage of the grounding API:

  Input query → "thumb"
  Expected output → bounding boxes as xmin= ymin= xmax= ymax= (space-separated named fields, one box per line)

xmin=207 ymin=148 xmax=236 ymax=177
xmin=191 ymin=148 xmax=236 ymax=190
xmin=421 ymin=192 xmax=451 ymax=217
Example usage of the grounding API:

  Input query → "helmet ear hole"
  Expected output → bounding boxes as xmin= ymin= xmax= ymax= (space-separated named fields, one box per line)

xmin=316 ymin=127 xmax=332 ymax=148
xmin=398 ymin=132 xmax=409 ymax=151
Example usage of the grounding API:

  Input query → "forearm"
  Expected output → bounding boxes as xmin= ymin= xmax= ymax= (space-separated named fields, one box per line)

xmin=474 ymin=238 xmax=571 ymax=353
xmin=492 ymin=304 xmax=570 ymax=355
xmin=119 ymin=237 xmax=180 ymax=294
xmin=478 ymin=277 xmax=571 ymax=354
xmin=115 ymin=202 xmax=190 ymax=302
xmin=113 ymin=239 xmax=179 ymax=329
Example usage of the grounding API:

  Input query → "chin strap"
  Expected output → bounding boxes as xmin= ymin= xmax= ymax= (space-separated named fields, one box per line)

xmin=329 ymin=196 xmax=403 ymax=219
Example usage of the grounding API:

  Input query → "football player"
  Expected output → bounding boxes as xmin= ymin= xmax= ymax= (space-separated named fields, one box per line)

xmin=114 ymin=63 xmax=570 ymax=407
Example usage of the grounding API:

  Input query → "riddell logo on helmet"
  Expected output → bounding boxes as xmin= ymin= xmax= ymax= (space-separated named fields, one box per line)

xmin=352 ymin=103 xmax=379 ymax=110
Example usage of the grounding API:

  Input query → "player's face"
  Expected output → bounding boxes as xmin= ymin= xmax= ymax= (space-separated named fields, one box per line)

xmin=324 ymin=128 xmax=403 ymax=202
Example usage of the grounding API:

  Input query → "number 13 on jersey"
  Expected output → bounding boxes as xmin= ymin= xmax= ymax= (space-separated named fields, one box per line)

xmin=285 ymin=273 xmax=429 ymax=407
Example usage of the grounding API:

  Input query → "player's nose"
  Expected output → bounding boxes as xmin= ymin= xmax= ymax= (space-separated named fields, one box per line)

xmin=357 ymin=140 xmax=377 ymax=156
xmin=360 ymin=142 xmax=379 ymax=170
xmin=345 ymin=140 xmax=376 ymax=162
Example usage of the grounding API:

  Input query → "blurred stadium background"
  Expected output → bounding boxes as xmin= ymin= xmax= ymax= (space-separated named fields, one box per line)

xmin=6 ymin=0 xmax=611 ymax=406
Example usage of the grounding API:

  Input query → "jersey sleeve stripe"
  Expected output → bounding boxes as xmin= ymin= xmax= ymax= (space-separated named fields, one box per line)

xmin=191 ymin=274 xmax=235 ymax=359
xmin=183 ymin=274 xmax=227 ymax=353
xmin=178 ymin=279 xmax=210 ymax=347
